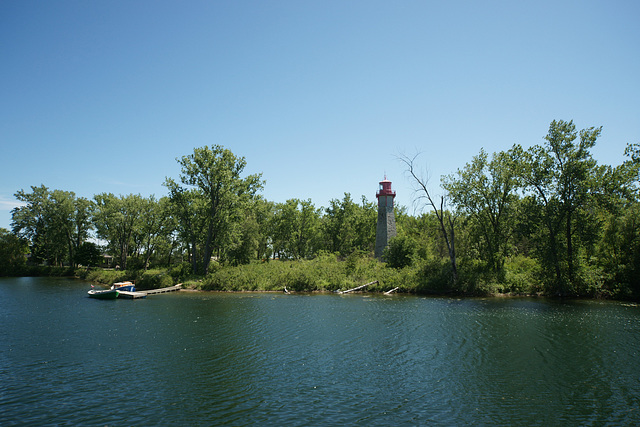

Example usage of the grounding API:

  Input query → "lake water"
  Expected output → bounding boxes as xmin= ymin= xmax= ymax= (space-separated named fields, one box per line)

xmin=1 ymin=277 xmax=639 ymax=425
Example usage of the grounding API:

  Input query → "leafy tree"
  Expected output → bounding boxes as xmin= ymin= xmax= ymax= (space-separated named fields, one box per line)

xmin=164 ymin=183 xmax=206 ymax=273
xmin=12 ymin=185 xmax=93 ymax=267
xmin=0 ymin=228 xmax=29 ymax=274
xmin=73 ymin=196 xmax=95 ymax=264
xmin=271 ymin=199 xmax=299 ymax=259
xmin=443 ymin=148 xmax=520 ymax=278
xmin=321 ymin=193 xmax=376 ymax=256
xmin=12 ymin=185 xmax=54 ymax=264
xmin=48 ymin=189 xmax=82 ymax=267
xmin=251 ymin=196 xmax=274 ymax=261
xmin=594 ymin=143 xmax=640 ymax=297
xmin=165 ymin=145 xmax=263 ymax=274
xmin=75 ymin=241 xmax=103 ymax=267
xmin=517 ymin=120 xmax=601 ymax=294
xmin=136 ymin=196 xmax=175 ymax=270
xmin=224 ymin=203 xmax=261 ymax=265
xmin=93 ymin=193 xmax=145 ymax=270
xmin=271 ymin=198 xmax=321 ymax=259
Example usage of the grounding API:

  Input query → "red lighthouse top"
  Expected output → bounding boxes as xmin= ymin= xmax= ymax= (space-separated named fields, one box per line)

xmin=376 ymin=176 xmax=396 ymax=199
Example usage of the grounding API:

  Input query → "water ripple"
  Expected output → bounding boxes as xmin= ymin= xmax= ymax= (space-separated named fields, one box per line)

xmin=2 ymin=280 xmax=640 ymax=425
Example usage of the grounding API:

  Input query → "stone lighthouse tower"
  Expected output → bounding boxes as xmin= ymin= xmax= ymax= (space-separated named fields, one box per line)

xmin=375 ymin=176 xmax=397 ymax=259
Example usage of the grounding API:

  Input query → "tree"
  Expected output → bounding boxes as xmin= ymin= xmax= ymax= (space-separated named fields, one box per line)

xmin=93 ymin=193 xmax=145 ymax=270
xmin=594 ymin=143 xmax=640 ymax=297
xmin=12 ymin=185 xmax=54 ymax=264
xmin=224 ymin=201 xmax=262 ymax=265
xmin=48 ymin=190 xmax=77 ymax=267
xmin=271 ymin=198 xmax=321 ymax=259
xmin=271 ymin=199 xmax=299 ymax=259
xmin=75 ymin=241 xmax=103 ymax=267
xmin=12 ymin=185 xmax=93 ymax=267
xmin=253 ymin=197 xmax=275 ymax=261
xmin=164 ymin=182 xmax=206 ymax=273
xmin=517 ymin=120 xmax=601 ymax=294
xmin=136 ymin=196 xmax=175 ymax=270
xmin=165 ymin=145 xmax=263 ymax=274
xmin=400 ymin=153 xmax=459 ymax=286
xmin=321 ymin=193 xmax=376 ymax=256
xmin=443 ymin=148 xmax=520 ymax=278
xmin=0 ymin=228 xmax=29 ymax=275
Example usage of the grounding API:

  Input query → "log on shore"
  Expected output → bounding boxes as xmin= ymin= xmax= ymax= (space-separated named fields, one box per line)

xmin=384 ymin=287 xmax=399 ymax=295
xmin=338 ymin=280 xmax=378 ymax=294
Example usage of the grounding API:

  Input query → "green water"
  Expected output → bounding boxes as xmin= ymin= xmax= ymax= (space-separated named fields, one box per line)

xmin=1 ymin=277 xmax=639 ymax=425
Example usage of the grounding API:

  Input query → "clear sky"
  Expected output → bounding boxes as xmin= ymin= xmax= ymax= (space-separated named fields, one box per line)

xmin=1 ymin=0 xmax=639 ymax=231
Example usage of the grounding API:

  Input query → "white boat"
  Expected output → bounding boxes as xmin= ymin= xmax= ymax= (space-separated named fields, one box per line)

xmin=111 ymin=281 xmax=136 ymax=292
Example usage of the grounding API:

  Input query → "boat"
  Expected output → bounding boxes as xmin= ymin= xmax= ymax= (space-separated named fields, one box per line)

xmin=111 ymin=281 xmax=136 ymax=292
xmin=88 ymin=289 xmax=119 ymax=300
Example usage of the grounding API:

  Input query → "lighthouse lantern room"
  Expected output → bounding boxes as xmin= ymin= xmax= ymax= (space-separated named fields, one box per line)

xmin=376 ymin=178 xmax=396 ymax=207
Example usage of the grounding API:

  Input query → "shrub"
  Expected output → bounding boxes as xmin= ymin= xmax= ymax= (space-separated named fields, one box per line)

xmin=384 ymin=236 xmax=417 ymax=269
xmin=415 ymin=258 xmax=455 ymax=293
xmin=504 ymin=255 xmax=541 ymax=294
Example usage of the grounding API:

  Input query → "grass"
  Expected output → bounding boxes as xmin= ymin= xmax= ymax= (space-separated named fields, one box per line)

xmin=30 ymin=253 xmax=555 ymax=297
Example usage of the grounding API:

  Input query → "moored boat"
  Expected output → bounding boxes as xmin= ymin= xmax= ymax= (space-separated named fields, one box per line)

xmin=88 ymin=289 xmax=119 ymax=300
xmin=111 ymin=281 xmax=136 ymax=292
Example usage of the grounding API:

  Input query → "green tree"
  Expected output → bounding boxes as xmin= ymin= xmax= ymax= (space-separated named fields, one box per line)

xmin=75 ymin=241 xmax=103 ymax=267
xmin=12 ymin=185 xmax=93 ymax=267
xmin=136 ymin=196 xmax=175 ymax=270
xmin=251 ymin=196 xmax=274 ymax=261
xmin=443 ymin=148 xmax=520 ymax=278
xmin=271 ymin=198 xmax=321 ymax=259
xmin=594 ymin=143 xmax=640 ymax=297
xmin=165 ymin=145 xmax=263 ymax=274
xmin=271 ymin=199 xmax=299 ymax=259
xmin=164 ymin=183 xmax=206 ymax=273
xmin=12 ymin=185 xmax=54 ymax=264
xmin=224 ymin=202 xmax=262 ymax=265
xmin=93 ymin=193 xmax=145 ymax=270
xmin=517 ymin=120 xmax=601 ymax=294
xmin=48 ymin=189 xmax=86 ymax=268
xmin=321 ymin=193 xmax=376 ymax=256
xmin=0 ymin=228 xmax=29 ymax=275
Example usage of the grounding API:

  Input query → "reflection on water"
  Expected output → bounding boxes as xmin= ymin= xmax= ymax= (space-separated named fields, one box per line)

xmin=1 ymin=278 xmax=639 ymax=425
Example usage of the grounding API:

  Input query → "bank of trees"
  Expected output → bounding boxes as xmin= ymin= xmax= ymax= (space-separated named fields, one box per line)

xmin=436 ymin=120 xmax=639 ymax=297
xmin=3 ymin=122 xmax=639 ymax=299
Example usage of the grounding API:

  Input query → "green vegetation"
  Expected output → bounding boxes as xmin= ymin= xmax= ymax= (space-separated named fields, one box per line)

xmin=2 ymin=121 xmax=639 ymax=300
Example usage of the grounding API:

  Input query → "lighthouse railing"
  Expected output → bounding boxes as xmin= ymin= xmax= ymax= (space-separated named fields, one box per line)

xmin=376 ymin=189 xmax=396 ymax=197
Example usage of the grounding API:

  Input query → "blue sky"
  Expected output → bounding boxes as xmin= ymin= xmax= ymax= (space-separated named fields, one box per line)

xmin=1 ymin=0 xmax=639 ymax=231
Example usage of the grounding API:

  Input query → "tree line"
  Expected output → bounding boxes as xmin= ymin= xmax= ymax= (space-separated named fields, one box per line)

xmin=2 ymin=120 xmax=639 ymax=299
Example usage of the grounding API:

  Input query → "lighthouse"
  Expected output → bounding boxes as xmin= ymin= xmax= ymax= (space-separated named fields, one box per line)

xmin=375 ymin=176 xmax=397 ymax=259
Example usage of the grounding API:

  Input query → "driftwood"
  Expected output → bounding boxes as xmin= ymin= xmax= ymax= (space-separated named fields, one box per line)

xmin=384 ymin=287 xmax=399 ymax=295
xmin=283 ymin=286 xmax=291 ymax=294
xmin=338 ymin=280 xmax=378 ymax=294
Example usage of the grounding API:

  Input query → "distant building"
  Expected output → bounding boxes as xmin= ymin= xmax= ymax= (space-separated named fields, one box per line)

xmin=375 ymin=177 xmax=397 ymax=259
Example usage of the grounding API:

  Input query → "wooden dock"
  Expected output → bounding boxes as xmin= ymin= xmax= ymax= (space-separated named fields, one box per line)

xmin=138 ymin=283 xmax=182 ymax=296
xmin=118 ymin=290 xmax=147 ymax=299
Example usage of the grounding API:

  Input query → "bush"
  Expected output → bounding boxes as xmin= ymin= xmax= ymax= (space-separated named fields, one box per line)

xmin=170 ymin=262 xmax=193 ymax=282
xmin=278 ymin=267 xmax=318 ymax=292
xmin=504 ymin=256 xmax=541 ymax=295
xmin=415 ymin=258 xmax=455 ymax=294
xmin=134 ymin=270 xmax=174 ymax=290
xmin=384 ymin=236 xmax=417 ymax=269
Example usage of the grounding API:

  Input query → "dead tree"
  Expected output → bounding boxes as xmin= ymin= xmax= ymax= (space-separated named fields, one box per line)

xmin=399 ymin=153 xmax=459 ymax=286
